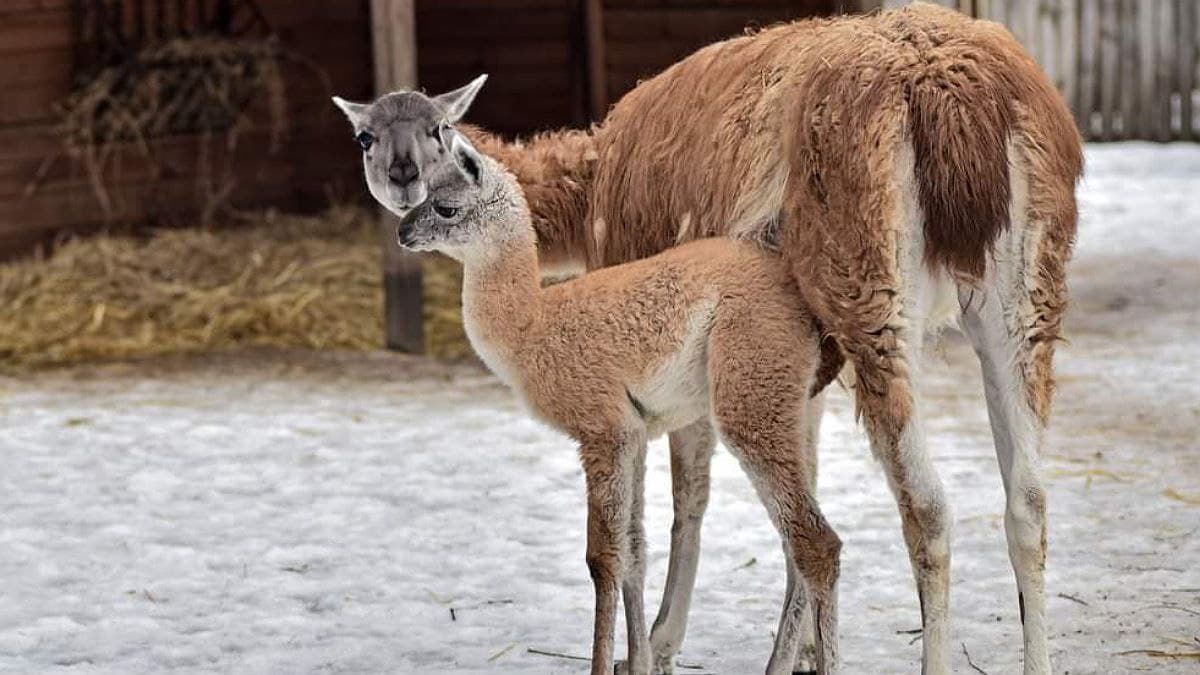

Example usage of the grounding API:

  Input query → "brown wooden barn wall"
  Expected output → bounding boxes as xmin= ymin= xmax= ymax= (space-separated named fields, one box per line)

xmin=1 ymin=0 xmax=849 ymax=259
xmin=604 ymin=0 xmax=851 ymax=101
xmin=415 ymin=0 xmax=583 ymax=136
xmin=416 ymin=0 xmax=844 ymax=136
xmin=0 ymin=0 xmax=374 ymax=259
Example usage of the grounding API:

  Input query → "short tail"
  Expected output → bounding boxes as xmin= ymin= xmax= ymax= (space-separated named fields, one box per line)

xmin=906 ymin=15 xmax=1084 ymax=280
xmin=908 ymin=80 xmax=1015 ymax=279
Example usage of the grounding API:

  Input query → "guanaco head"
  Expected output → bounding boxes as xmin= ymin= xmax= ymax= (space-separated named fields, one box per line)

xmin=332 ymin=75 xmax=487 ymax=218
xmin=395 ymin=134 xmax=526 ymax=260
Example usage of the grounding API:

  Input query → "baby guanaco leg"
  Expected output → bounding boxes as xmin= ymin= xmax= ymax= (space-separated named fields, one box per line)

xmin=708 ymin=305 xmax=840 ymax=674
xmin=620 ymin=439 xmax=652 ymax=675
xmin=581 ymin=430 xmax=648 ymax=675
xmin=649 ymin=419 xmax=716 ymax=673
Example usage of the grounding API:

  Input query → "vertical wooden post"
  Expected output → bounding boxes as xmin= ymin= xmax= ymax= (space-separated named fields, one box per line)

xmin=1074 ymin=0 xmax=1090 ymax=135
xmin=1179 ymin=0 xmax=1196 ymax=140
xmin=1081 ymin=0 xmax=1099 ymax=138
xmin=370 ymin=0 xmax=425 ymax=353
xmin=1138 ymin=0 xmax=1158 ymax=139
xmin=1008 ymin=0 xmax=1029 ymax=47
xmin=1119 ymin=0 xmax=1136 ymax=139
xmin=568 ymin=0 xmax=590 ymax=126
xmin=1038 ymin=0 xmax=1060 ymax=96
xmin=1061 ymin=0 xmax=1080 ymax=128
xmin=1158 ymin=0 xmax=1176 ymax=140
xmin=583 ymin=0 xmax=608 ymax=122
xmin=1098 ymin=0 xmax=1117 ymax=140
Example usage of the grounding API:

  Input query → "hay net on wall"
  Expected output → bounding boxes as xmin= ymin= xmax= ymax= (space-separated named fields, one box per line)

xmin=56 ymin=36 xmax=290 ymax=220
xmin=62 ymin=36 xmax=287 ymax=147
xmin=42 ymin=0 xmax=312 ymax=222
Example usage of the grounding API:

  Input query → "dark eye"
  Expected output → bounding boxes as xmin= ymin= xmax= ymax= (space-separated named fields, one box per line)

xmin=433 ymin=203 xmax=459 ymax=219
xmin=355 ymin=131 xmax=375 ymax=151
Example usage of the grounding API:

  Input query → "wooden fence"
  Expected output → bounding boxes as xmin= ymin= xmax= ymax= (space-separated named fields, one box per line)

xmin=891 ymin=0 xmax=1200 ymax=141
xmin=0 ymin=1 xmax=373 ymax=259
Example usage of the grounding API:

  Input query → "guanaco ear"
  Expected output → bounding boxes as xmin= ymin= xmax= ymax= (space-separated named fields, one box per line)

xmin=451 ymin=134 xmax=483 ymax=186
xmin=331 ymin=96 xmax=370 ymax=128
xmin=434 ymin=74 xmax=488 ymax=123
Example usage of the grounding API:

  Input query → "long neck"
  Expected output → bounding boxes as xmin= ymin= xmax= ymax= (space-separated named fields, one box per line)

xmin=459 ymin=125 xmax=594 ymax=272
xmin=459 ymin=218 xmax=543 ymax=374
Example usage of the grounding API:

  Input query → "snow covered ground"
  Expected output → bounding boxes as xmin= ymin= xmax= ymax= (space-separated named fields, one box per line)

xmin=1 ymin=143 xmax=1198 ymax=674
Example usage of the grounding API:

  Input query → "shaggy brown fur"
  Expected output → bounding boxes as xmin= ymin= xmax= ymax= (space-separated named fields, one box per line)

xmin=461 ymin=126 xmax=597 ymax=273
xmin=453 ymin=5 xmax=1082 ymax=673
xmin=1010 ymin=100 xmax=1080 ymax=425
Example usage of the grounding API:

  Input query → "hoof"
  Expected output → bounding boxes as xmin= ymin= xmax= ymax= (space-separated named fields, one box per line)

xmin=613 ymin=660 xmax=634 ymax=675
xmin=793 ymin=644 xmax=817 ymax=675
xmin=651 ymin=655 xmax=675 ymax=675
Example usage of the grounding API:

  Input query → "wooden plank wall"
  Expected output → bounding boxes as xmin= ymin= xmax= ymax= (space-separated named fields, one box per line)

xmin=416 ymin=0 xmax=843 ymax=136
xmin=604 ymin=0 xmax=843 ymax=99
xmin=979 ymin=0 xmax=1198 ymax=141
xmin=0 ymin=1 xmax=374 ymax=259
xmin=415 ymin=0 xmax=582 ymax=135
xmin=890 ymin=0 xmax=1200 ymax=141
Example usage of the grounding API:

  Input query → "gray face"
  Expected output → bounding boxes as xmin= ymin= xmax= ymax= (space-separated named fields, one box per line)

xmin=332 ymin=75 xmax=486 ymax=218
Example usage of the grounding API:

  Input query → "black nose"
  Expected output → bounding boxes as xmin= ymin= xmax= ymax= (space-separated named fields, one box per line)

xmin=397 ymin=222 xmax=417 ymax=248
xmin=389 ymin=158 xmax=419 ymax=187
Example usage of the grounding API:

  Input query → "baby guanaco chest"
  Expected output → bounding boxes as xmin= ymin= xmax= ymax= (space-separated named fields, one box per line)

xmin=621 ymin=304 xmax=714 ymax=437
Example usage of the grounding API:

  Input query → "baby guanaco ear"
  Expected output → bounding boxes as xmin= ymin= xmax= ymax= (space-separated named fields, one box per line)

xmin=434 ymin=74 xmax=488 ymax=123
xmin=450 ymin=134 xmax=483 ymax=187
xmin=331 ymin=96 xmax=370 ymax=128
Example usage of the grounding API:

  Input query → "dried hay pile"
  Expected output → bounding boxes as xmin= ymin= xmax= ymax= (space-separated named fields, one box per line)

xmin=0 ymin=209 xmax=471 ymax=370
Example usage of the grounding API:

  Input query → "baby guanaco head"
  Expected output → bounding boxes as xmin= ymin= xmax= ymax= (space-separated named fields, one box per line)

xmin=395 ymin=134 xmax=528 ymax=261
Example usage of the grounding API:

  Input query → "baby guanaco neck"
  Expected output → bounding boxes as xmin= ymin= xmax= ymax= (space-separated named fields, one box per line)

xmin=457 ymin=208 xmax=544 ymax=383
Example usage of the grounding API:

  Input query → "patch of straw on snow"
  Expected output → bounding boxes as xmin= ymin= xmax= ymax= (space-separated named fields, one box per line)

xmin=0 ymin=209 xmax=471 ymax=370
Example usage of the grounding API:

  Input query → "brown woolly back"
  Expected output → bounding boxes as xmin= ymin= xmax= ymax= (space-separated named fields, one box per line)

xmin=573 ymin=3 xmax=1081 ymax=279
xmin=584 ymin=27 xmax=797 ymax=268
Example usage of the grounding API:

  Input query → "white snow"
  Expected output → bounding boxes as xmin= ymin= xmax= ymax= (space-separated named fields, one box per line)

xmin=1 ymin=143 xmax=1198 ymax=674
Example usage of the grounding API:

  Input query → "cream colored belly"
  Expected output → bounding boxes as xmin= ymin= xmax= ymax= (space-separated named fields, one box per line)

xmin=628 ymin=316 xmax=713 ymax=438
